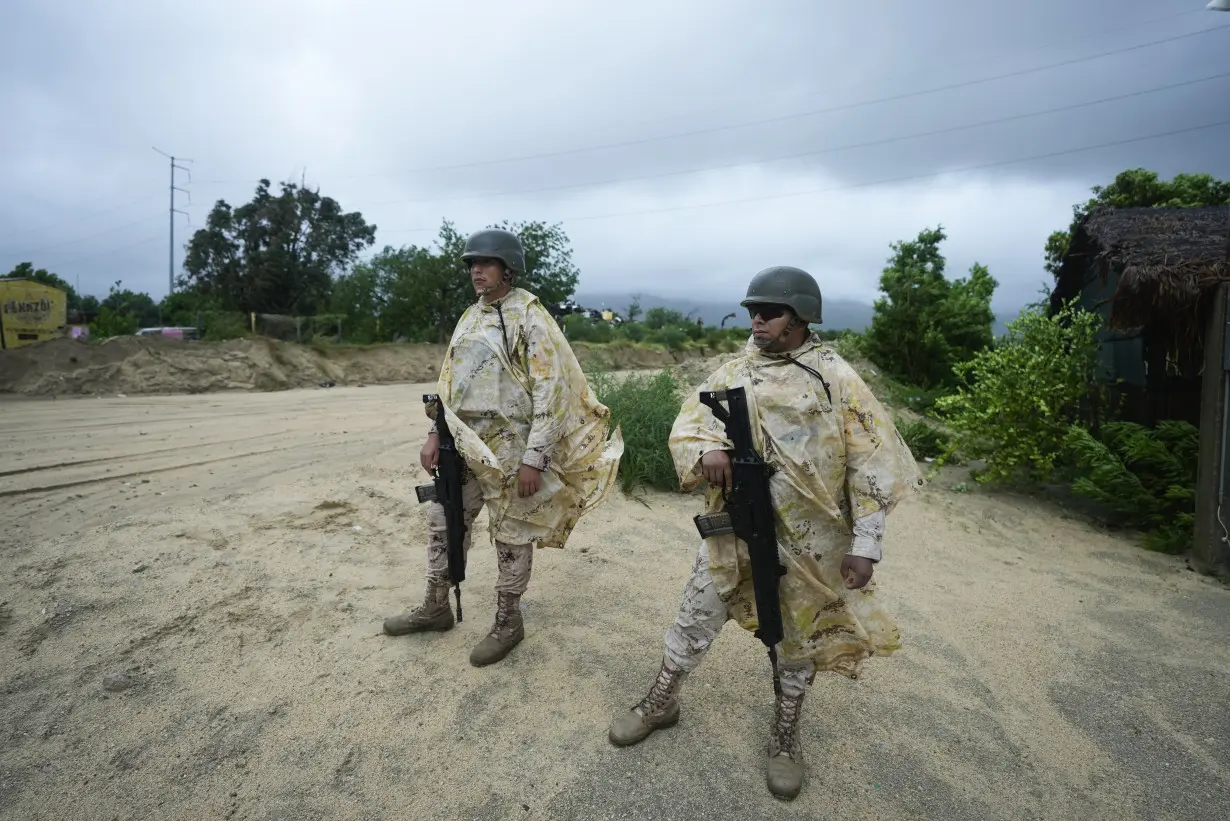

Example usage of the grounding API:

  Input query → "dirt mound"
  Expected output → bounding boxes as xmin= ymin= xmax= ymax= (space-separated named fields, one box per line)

xmin=0 ymin=336 xmax=730 ymax=397
xmin=0 ymin=336 xmax=446 ymax=397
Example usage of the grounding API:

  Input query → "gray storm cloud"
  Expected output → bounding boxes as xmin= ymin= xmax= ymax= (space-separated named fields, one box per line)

xmin=1 ymin=0 xmax=1227 ymax=312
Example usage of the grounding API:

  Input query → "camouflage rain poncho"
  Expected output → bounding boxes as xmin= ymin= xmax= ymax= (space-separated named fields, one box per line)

xmin=430 ymin=287 xmax=624 ymax=550
xmin=668 ymin=333 xmax=924 ymax=676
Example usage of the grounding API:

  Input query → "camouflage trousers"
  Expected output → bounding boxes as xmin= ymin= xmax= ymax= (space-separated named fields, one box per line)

xmin=425 ymin=474 xmax=533 ymax=594
xmin=664 ymin=542 xmax=814 ymax=698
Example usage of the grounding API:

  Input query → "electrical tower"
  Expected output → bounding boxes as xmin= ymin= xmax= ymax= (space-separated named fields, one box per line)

xmin=153 ymin=147 xmax=192 ymax=296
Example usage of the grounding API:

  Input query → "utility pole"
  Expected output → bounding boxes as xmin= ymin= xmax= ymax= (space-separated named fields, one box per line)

xmin=153 ymin=147 xmax=192 ymax=296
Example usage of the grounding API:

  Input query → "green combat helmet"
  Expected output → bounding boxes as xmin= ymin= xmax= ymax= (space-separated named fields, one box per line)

xmin=461 ymin=228 xmax=526 ymax=276
xmin=740 ymin=265 xmax=823 ymax=324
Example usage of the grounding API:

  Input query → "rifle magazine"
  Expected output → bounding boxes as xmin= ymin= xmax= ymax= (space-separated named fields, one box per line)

xmin=693 ymin=512 xmax=734 ymax=539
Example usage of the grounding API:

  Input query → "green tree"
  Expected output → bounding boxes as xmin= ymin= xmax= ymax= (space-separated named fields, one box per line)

xmin=643 ymin=306 xmax=688 ymax=330
xmin=1044 ymin=168 xmax=1230 ymax=278
xmin=182 ymin=178 xmax=377 ymax=315
xmin=932 ymin=299 xmax=1104 ymax=484
xmin=864 ymin=226 xmax=998 ymax=389
xmin=100 ymin=281 xmax=161 ymax=327
xmin=626 ymin=294 xmax=643 ymax=323
xmin=332 ymin=219 xmax=583 ymax=344
xmin=488 ymin=219 xmax=580 ymax=305
xmin=88 ymin=281 xmax=145 ymax=338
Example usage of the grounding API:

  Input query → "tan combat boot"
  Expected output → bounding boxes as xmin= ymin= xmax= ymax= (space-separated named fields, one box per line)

xmin=469 ymin=591 xmax=524 ymax=667
xmin=382 ymin=581 xmax=454 ymax=636
xmin=766 ymin=689 xmax=806 ymax=800
xmin=608 ymin=658 xmax=687 ymax=746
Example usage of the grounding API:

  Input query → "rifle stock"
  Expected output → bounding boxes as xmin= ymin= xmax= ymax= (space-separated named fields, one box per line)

xmin=415 ymin=393 xmax=468 ymax=621
xmin=691 ymin=386 xmax=787 ymax=689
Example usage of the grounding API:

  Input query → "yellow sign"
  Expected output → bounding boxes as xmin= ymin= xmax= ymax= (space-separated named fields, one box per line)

xmin=0 ymin=278 xmax=68 ymax=350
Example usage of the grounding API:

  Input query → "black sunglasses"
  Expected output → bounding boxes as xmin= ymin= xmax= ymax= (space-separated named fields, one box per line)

xmin=746 ymin=303 xmax=789 ymax=321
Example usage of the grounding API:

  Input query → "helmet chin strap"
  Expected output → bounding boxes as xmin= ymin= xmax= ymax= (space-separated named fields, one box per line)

xmin=476 ymin=267 xmax=515 ymax=299
xmin=758 ymin=317 xmax=807 ymax=352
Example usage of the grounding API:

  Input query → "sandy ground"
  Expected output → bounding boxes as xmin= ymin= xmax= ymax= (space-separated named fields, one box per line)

xmin=1 ymin=383 xmax=1228 ymax=821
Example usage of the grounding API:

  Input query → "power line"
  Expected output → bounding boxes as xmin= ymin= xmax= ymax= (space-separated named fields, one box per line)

xmin=535 ymin=7 xmax=1213 ymax=141
xmin=45 ymin=232 xmax=164 ymax=270
xmin=17 ymin=72 xmax=1222 ymax=267
xmin=196 ymin=22 xmax=1230 ymax=185
xmin=375 ymin=117 xmax=1230 ymax=234
xmin=33 ymin=119 xmax=1230 ymax=289
xmin=365 ymin=70 xmax=1230 ymax=209
xmin=0 ymin=194 xmax=165 ymax=246
xmin=12 ymin=66 xmax=1223 ymax=257
xmin=0 ymin=212 xmax=166 ymax=257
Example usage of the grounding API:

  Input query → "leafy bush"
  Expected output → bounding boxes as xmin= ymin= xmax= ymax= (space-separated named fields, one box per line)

xmin=621 ymin=322 xmax=646 ymax=342
xmin=932 ymin=299 xmax=1103 ymax=483
xmin=1063 ymin=420 xmax=1198 ymax=554
xmin=827 ymin=330 xmax=868 ymax=362
xmin=646 ymin=327 xmax=688 ymax=351
xmin=200 ymin=311 xmax=250 ymax=341
xmin=643 ymin=307 xmax=688 ymax=330
xmin=88 ymin=305 xmax=139 ymax=339
xmin=563 ymin=315 xmax=613 ymax=343
xmin=895 ymin=417 xmax=951 ymax=460
xmin=589 ymin=367 xmax=684 ymax=493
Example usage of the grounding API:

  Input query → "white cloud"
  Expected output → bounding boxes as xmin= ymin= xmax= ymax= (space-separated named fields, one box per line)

xmin=359 ymin=163 xmax=1088 ymax=309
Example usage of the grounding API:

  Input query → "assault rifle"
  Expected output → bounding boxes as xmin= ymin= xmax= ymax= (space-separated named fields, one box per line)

xmin=690 ymin=386 xmax=787 ymax=692
xmin=414 ymin=393 xmax=468 ymax=621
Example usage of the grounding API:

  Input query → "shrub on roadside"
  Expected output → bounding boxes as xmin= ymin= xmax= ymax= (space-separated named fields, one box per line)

xmin=589 ymin=367 xmax=684 ymax=493
xmin=1063 ymin=420 xmax=1199 ymax=554
xmin=563 ymin=315 xmax=614 ymax=343
xmin=931 ymin=299 xmax=1103 ymax=483
xmin=895 ymin=417 xmax=951 ymax=461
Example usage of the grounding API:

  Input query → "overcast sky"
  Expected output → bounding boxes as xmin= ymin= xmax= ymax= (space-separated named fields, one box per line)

xmin=1 ymin=0 xmax=1228 ymax=314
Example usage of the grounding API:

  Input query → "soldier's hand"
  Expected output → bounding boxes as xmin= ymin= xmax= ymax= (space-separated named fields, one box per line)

xmin=700 ymin=450 xmax=733 ymax=492
xmin=841 ymin=555 xmax=874 ymax=589
xmin=420 ymin=432 xmax=440 ymax=474
xmin=518 ymin=464 xmax=542 ymax=497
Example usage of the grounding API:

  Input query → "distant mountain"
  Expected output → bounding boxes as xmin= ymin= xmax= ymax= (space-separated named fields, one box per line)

xmin=574 ymin=291 xmax=1020 ymax=337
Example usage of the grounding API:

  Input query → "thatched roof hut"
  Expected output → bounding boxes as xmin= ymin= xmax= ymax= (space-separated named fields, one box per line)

xmin=1050 ymin=205 xmax=1230 ymax=357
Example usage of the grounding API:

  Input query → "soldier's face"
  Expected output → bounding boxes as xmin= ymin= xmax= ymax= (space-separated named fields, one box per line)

xmin=469 ymin=258 xmax=507 ymax=295
xmin=747 ymin=303 xmax=793 ymax=349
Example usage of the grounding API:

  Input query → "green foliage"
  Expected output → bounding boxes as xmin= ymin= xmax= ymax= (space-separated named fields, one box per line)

xmin=1063 ymin=420 xmax=1199 ymax=554
xmin=621 ymin=322 xmax=646 ymax=342
xmin=82 ymin=280 xmax=158 ymax=337
xmin=643 ymin=306 xmax=688 ymax=330
xmin=329 ymin=219 xmax=582 ymax=345
xmin=183 ymin=178 xmax=378 ymax=315
xmin=864 ymin=226 xmax=998 ymax=389
xmin=895 ymin=417 xmax=951 ymax=460
xmin=563 ymin=315 xmax=614 ymax=343
xmin=489 ymin=219 xmax=580 ymax=306
xmin=101 ymin=280 xmax=161 ymax=327
xmin=88 ymin=305 xmax=139 ymax=339
xmin=932 ymin=299 xmax=1103 ymax=484
xmin=198 ymin=312 xmax=250 ymax=341
xmin=589 ymin=368 xmax=684 ymax=493
xmin=826 ymin=329 xmax=869 ymax=362
xmin=647 ymin=326 xmax=688 ymax=351
xmin=1045 ymin=168 xmax=1230 ymax=278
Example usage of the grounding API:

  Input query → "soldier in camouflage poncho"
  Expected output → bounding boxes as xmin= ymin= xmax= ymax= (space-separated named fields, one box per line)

xmin=382 ymin=228 xmax=624 ymax=667
xmin=607 ymin=266 xmax=923 ymax=801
